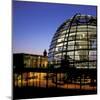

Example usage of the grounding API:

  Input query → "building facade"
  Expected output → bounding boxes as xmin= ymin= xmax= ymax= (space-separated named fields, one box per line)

xmin=13 ymin=53 xmax=48 ymax=69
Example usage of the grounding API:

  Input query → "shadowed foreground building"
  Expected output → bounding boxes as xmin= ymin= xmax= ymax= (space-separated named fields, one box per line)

xmin=13 ymin=51 xmax=48 ymax=87
xmin=13 ymin=52 xmax=48 ymax=69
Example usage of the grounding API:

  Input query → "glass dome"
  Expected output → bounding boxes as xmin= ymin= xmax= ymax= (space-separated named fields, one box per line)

xmin=48 ymin=14 xmax=97 ymax=69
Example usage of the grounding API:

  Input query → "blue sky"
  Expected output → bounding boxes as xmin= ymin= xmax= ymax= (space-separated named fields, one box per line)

xmin=13 ymin=1 xmax=97 ymax=55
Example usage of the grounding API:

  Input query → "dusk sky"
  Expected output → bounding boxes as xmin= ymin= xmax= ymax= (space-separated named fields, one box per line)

xmin=13 ymin=1 xmax=97 ymax=55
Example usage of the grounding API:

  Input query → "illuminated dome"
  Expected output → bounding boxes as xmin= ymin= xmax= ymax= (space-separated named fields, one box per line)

xmin=48 ymin=13 xmax=97 ymax=69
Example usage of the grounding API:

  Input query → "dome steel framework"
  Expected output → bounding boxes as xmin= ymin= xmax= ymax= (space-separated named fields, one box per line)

xmin=48 ymin=14 xmax=97 ymax=70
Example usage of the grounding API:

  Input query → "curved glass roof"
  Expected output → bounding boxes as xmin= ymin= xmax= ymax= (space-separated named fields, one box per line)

xmin=48 ymin=14 xmax=97 ymax=69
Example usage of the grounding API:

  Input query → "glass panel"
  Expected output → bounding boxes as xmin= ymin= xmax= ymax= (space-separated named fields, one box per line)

xmin=68 ymin=45 xmax=74 ymax=50
xmin=68 ymin=41 xmax=75 ymax=46
xmin=67 ymin=51 xmax=74 ymax=56
xmin=57 ymin=38 xmax=64 ymax=43
xmin=56 ymin=43 xmax=63 ymax=47
xmin=74 ymin=56 xmax=80 ymax=60
xmin=77 ymin=25 xmax=87 ymax=29
xmin=89 ymin=62 xmax=96 ymax=69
